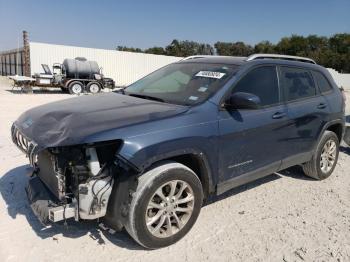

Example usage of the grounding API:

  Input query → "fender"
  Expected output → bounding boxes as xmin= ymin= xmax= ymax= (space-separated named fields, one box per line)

xmin=315 ymin=118 xmax=345 ymax=148
xmin=118 ymin=139 xmax=217 ymax=196
xmin=63 ymin=78 xmax=77 ymax=88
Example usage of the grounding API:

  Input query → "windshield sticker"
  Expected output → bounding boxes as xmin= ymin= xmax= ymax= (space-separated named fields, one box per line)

xmin=195 ymin=71 xmax=226 ymax=79
xmin=198 ymin=87 xmax=208 ymax=92
xmin=189 ymin=96 xmax=199 ymax=101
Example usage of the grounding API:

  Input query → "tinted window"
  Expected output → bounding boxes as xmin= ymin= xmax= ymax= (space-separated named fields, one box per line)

xmin=280 ymin=67 xmax=316 ymax=101
xmin=232 ymin=66 xmax=279 ymax=106
xmin=313 ymin=71 xmax=333 ymax=93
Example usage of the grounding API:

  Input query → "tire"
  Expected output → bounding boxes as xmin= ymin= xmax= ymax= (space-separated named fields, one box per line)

xmin=302 ymin=131 xmax=339 ymax=180
xmin=87 ymin=82 xmax=101 ymax=94
xmin=125 ymin=161 xmax=203 ymax=249
xmin=68 ymin=81 xmax=84 ymax=95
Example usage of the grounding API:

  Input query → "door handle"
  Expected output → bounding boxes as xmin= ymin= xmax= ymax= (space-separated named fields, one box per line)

xmin=272 ymin=112 xmax=286 ymax=119
xmin=317 ymin=103 xmax=327 ymax=109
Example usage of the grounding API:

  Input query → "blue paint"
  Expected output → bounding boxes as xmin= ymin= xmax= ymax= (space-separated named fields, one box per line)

xmin=13 ymin=57 xmax=345 ymax=195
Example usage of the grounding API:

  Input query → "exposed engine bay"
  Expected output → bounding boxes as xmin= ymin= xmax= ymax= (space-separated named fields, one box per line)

xmin=27 ymin=141 xmax=122 ymax=224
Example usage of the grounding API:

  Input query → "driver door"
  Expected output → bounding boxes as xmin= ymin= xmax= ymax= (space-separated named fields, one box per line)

xmin=217 ymin=66 xmax=289 ymax=193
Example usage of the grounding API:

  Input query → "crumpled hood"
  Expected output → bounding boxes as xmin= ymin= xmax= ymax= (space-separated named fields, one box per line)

xmin=14 ymin=92 xmax=187 ymax=148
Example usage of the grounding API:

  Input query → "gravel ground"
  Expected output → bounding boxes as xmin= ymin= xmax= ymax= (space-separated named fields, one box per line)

xmin=0 ymin=77 xmax=349 ymax=262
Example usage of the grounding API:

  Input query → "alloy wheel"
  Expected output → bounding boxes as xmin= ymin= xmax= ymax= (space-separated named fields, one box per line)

xmin=320 ymin=139 xmax=337 ymax=173
xmin=145 ymin=180 xmax=195 ymax=238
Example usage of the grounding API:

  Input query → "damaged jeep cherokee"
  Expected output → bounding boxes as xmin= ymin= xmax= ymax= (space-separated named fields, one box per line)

xmin=12 ymin=54 xmax=345 ymax=248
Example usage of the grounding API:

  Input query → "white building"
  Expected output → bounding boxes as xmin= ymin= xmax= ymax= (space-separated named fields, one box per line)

xmin=327 ymin=68 xmax=350 ymax=90
xmin=0 ymin=42 xmax=182 ymax=87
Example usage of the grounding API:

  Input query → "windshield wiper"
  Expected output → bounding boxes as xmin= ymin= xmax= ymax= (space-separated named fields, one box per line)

xmin=128 ymin=93 xmax=166 ymax=103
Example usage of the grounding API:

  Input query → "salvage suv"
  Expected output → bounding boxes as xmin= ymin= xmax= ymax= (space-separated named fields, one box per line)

xmin=12 ymin=54 xmax=345 ymax=248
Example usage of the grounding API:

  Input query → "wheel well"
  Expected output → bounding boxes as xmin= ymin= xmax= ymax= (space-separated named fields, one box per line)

xmin=326 ymin=123 xmax=343 ymax=142
xmin=65 ymin=80 xmax=83 ymax=88
xmin=87 ymin=81 xmax=101 ymax=87
xmin=160 ymin=154 xmax=210 ymax=199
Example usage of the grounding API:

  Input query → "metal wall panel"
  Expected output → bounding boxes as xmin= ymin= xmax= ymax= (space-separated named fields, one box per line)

xmin=0 ymin=48 xmax=24 ymax=76
xmin=17 ymin=54 xmax=23 ymax=76
xmin=10 ymin=53 xmax=15 ymax=74
xmin=6 ymin=55 xmax=10 ymax=74
xmin=30 ymin=42 xmax=182 ymax=86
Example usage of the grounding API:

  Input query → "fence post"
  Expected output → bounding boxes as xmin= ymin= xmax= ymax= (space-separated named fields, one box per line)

xmin=23 ymin=30 xmax=32 ymax=92
xmin=23 ymin=30 xmax=31 ymax=77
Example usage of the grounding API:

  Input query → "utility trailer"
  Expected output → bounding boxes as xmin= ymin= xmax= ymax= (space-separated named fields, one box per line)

xmin=32 ymin=57 xmax=115 ymax=94
xmin=8 ymin=75 xmax=36 ymax=92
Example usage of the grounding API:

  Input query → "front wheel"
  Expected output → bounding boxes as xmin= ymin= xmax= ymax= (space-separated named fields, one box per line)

xmin=302 ymin=130 xmax=339 ymax=180
xmin=68 ymin=81 xmax=84 ymax=95
xmin=125 ymin=162 xmax=203 ymax=249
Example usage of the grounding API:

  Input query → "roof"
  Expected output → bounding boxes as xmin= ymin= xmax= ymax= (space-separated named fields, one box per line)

xmin=178 ymin=54 xmax=324 ymax=70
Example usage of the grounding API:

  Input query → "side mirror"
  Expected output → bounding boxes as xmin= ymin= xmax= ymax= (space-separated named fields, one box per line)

xmin=225 ymin=92 xmax=261 ymax=109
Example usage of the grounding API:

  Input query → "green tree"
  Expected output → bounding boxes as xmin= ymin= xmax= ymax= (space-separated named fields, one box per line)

xmin=276 ymin=35 xmax=308 ymax=56
xmin=114 ymin=33 xmax=350 ymax=73
xmin=165 ymin=40 xmax=214 ymax=57
xmin=254 ymin=41 xmax=276 ymax=53
xmin=116 ymin=46 xmax=143 ymax=53
xmin=144 ymin=47 xmax=166 ymax=55
xmin=306 ymin=35 xmax=328 ymax=53
xmin=215 ymin=41 xmax=253 ymax=56
xmin=329 ymin=33 xmax=350 ymax=54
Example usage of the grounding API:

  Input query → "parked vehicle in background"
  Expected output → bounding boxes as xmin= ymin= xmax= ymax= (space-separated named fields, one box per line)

xmin=32 ymin=57 xmax=115 ymax=94
xmin=11 ymin=54 xmax=345 ymax=249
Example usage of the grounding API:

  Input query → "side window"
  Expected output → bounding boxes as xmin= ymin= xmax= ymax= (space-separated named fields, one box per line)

xmin=280 ymin=67 xmax=316 ymax=102
xmin=232 ymin=66 xmax=279 ymax=106
xmin=313 ymin=71 xmax=333 ymax=94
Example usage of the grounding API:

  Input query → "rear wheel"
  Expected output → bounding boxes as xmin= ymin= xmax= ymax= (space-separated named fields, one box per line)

xmin=125 ymin=162 xmax=203 ymax=249
xmin=87 ymin=82 xmax=101 ymax=94
xmin=68 ymin=81 xmax=83 ymax=95
xmin=302 ymin=131 xmax=339 ymax=180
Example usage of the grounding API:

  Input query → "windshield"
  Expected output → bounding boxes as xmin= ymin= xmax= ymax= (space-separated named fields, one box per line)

xmin=125 ymin=62 xmax=239 ymax=105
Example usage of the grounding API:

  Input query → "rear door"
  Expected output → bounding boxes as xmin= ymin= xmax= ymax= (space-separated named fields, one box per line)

xmin=218 ymin=66 xmax=289 ymax=187
xmin=278 ymin=66 xmax=330 ymax=168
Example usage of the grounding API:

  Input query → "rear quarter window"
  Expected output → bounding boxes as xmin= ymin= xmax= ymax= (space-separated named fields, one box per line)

xmin=280 ymin=67 xmax=316 ymax=102
xmin=313 ymin=71 xmax=333 ymax=94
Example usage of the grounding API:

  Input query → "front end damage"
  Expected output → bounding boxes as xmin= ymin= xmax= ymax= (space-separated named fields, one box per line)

xmin=11 ymin=124 xmax=136 ymax=227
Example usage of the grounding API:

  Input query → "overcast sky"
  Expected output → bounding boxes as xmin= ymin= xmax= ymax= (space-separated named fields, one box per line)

xmin=0 ymin=0 xmax=349 ymax=51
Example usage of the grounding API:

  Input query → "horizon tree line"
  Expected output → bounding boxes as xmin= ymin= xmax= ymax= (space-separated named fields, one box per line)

xmin=117 ymin=33 xmax=350 ymax=73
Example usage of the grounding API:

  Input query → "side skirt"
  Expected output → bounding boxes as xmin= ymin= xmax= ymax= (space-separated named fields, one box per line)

xmin=216 ymin=161 xmax=280 ymax=195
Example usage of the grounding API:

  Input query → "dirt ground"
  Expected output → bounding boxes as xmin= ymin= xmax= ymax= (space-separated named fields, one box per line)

xmin=0 ymin=76 xmax=349 ymax=262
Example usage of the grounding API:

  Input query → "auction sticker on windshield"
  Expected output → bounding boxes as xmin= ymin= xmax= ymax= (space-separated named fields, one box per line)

xmin=195 ymin=71 xmax=226 ymax=79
